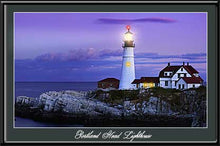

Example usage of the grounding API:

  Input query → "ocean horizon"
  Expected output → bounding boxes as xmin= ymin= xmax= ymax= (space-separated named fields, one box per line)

xmin=15 ymin=82 xmax=98 ymax=98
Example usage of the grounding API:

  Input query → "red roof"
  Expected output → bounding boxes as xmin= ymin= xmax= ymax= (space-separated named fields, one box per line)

xmin=132 ymin=79 xmax=141 ymax=84
xmin=159 ymin=66 xmax=180 ymax=77
xmin=183 ymin=65 xmax=199 ymax=75
xmin=98 ymin=78 xmax=119 ymax=83
xmin=132 ymin=77 xmax=159 ymax=84
xmin=140 ymin=77 xmax=159 ymax=83
xmin=181 ymin=77 xmax=203 ymax=84
xmin=159 ymin=64 xmax=199 ymax=77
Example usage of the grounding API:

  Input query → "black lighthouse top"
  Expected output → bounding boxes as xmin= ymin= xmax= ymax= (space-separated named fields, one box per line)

xmin=123 ymin=25 xmax=135 ymax=48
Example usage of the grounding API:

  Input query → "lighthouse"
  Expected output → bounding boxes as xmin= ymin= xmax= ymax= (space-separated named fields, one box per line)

xmin=119 ymin=25 xmax=136 ymax=90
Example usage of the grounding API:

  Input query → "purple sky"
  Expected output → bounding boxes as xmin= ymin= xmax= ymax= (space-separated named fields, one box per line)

xmin=15 ymin=12 xmax=207 ymax=82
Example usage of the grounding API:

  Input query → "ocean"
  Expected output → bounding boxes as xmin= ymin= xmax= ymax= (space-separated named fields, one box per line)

xmin=15 ymin=82 xmax=97 ymax=127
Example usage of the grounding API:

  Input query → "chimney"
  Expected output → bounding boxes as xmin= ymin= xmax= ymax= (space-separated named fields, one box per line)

xmin=183 ymin=62 xmax=185 ymax=66
xmin=187 ymin=62 xmax=189 ymax=66
xmin=168 ymin=62 xmax=170 ymax=66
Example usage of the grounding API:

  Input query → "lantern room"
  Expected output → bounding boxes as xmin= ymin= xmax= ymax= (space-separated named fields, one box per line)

xmin=123 ymin=25 xmax=135 ymax=48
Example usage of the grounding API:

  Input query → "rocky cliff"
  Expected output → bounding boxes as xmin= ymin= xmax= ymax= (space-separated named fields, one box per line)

xmin=15 ymin=87 xmax=206 ymax=127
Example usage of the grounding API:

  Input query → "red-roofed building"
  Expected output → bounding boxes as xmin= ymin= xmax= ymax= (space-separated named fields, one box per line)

xmin=131 ymin=77 xmax=159 ymax=89
xmin=98 ymin=78 xmax=119 ymax=89
xmin=159 ymin=62 xmax=203 ymax=89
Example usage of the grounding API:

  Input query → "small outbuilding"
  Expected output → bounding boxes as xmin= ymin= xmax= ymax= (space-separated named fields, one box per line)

xmin=97 ymin=78 xmax=119 ymax=89
xmin=132 ymin=77 xmax=159 ymax=89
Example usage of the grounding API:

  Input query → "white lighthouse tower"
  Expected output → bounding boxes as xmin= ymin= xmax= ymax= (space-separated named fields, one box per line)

xmin=119 ymin=25 xmax=135 ymax=90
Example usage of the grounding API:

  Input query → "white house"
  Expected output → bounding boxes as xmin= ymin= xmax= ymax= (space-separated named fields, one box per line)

xmin=129 ymin=62 xmax=203 ymax=90
xmin=159 ymin=62 xmax=203 ymax=89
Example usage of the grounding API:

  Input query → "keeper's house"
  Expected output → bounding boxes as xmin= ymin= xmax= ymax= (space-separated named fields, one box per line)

xmin=97 ymin=78 xmax=119 ymax=89
xmin=130 ymin=62 xmax=203 ymax=90
xmin=159 ymin=62 xmax=203 ymax=89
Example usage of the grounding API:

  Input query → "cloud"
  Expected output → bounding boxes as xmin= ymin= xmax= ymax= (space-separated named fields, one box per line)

xmin=136 ymin=52 xmax=206 ymax=60
xmin=136 ymin=60 xmax=206 ymax=65
xmin=15 ymin=58 xmax=122 ymax=82
xmin=97 ymin=17 xmax=176 ymax=24
xmin=35 ymin=48 xmax=206 ymax=63
xmin=36 ymin=48 xmax=122 ymax=61
xmin=15 ymin=52 xmax=206 ymax=82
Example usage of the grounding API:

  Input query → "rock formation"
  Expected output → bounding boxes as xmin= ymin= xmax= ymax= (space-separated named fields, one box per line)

xmin=15 ymin=88 xmax=206 ymax=127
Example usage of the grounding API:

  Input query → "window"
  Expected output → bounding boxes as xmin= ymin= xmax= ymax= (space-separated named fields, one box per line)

xmin=149 ymin=82 xmax=154 ymax=88
xmin=194 ymin=73 xmax=199 ymax=77
xmin=178 ymin=73 xmax=180 ymax=78
xmin=165 ymin=81 xmax=168 ymax=86
xmin=184 ymin=73 xmax=187 ymax=77
xmin=182 ymin=84 xmax=185 ymax=89
xmin=193 ymin=84 xmax=195 ymax=88
xmin=164 ymin=73 xmax=167 ymax=76
xmin=181 ymin=68 xmax=183 ymax=71
xmin=178 ymin=84 xmax=181 ymax=89
xmin=175 ymin=81 xmax=177 ymax=86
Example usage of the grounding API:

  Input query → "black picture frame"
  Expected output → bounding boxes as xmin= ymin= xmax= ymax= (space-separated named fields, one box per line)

xmin=1 ymin=0 xmax=219 ymax=145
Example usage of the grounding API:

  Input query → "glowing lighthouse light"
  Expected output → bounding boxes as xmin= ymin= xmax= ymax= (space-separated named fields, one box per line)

xmin=124 ymin=25 xmax=134 ymax=41
xmin=119 ymin=25 xmax=136 ymax=90
xmin=124 ymin=31 xmax=133 ymax=41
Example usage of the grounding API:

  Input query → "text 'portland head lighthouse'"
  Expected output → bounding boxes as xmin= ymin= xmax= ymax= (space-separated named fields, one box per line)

xmin=119 ymin=25 xmax=136 ymax=90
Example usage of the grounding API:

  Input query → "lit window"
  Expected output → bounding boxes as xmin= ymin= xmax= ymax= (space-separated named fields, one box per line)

xmin=149 ymin=82 xmax=154 ymax=88
xmin=143 ymin=83 xmax=147 ymax=88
